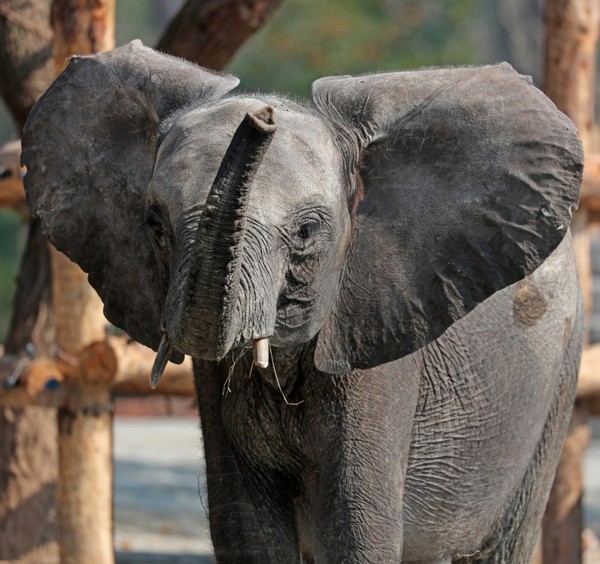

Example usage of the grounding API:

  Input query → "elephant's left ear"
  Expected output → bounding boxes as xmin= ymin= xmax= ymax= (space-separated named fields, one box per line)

xmin=311 ymin=64 xmax=583 ymax=374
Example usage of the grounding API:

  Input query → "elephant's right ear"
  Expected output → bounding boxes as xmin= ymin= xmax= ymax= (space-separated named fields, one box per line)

xmin=23 ymin=40 xmax=239 ymax=353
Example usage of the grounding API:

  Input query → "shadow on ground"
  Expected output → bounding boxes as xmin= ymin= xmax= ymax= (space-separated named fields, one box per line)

xmin=114 ymin=418 xmax=213 ymax=561
xmin=114 ymin=417 xmax=600 ymax=562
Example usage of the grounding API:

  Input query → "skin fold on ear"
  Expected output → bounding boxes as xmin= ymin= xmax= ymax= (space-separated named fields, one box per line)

xmin=22 ymin=40 xmax=239 ymax=356
xmin=312 ymin=64 xmax=584 ymax=374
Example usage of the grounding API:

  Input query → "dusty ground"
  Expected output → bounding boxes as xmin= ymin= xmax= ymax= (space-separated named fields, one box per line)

xmin=114 ymin=417 xmax=600 ymax=564
xmin=114 ymin=418 xmax=212 ymax=563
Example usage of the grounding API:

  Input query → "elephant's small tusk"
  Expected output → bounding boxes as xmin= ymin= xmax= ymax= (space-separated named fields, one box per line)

xmin=253 ymin=338 xmax=269 ymax=369
xmin=150 ymin=333 xmax=172 ymax=389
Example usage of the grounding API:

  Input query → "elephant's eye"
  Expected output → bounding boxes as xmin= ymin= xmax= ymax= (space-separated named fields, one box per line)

xmin=288 ymin=209 xmax=331 ymax=253
xmin=151 ymin=223 xmax=166 ymax=243
xmin=143 ymin=206 xmax=171 ymax=251
xmin=297 ymin=218 xmax=320 ymax=240
xmin=146 ymin=216 xmax=164 ymax=240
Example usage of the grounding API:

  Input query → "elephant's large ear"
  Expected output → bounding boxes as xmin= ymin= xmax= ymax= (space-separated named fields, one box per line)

xmin=23 ymin=40 xmax=239 ymax=353
xmin=312 ymin=64 xmax=583 ymax=374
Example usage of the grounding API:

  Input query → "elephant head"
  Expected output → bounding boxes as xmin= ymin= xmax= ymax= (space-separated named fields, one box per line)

xmin=23 ymin=41 xmax=583 ymax=380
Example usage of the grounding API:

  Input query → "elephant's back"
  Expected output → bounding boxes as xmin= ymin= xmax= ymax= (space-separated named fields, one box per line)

xmin=401 ymin=232 xmax=583 ymax=560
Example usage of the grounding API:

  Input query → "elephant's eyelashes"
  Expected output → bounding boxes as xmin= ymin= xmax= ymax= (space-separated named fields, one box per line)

xmin=290 ymin=215 xmax=329 ymax=253
xmin=297 ymin=218 xmax=320 ymax=240
xmin=142 ymin=206 xmax=173 ymax=256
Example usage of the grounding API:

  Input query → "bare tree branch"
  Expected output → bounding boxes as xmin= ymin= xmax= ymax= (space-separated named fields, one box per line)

xmin=157 ymin=0 xmax=283 ymax=70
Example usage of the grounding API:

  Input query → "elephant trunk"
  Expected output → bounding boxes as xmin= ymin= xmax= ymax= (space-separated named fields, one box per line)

xmin=176 ymin=105 xmax=277 ymax=361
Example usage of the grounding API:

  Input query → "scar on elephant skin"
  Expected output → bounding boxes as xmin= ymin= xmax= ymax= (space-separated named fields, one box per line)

xmin=513 ymin=281 xmax=548 ymax=326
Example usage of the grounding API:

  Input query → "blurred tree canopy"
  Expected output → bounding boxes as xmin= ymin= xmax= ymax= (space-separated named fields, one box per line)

xmin=230 ymin=0 xmax=484 ymax=97
xmin=0 ymin=0 xmax=570 ymax=341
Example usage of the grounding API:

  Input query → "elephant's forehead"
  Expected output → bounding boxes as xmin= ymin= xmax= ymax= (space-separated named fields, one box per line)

xmin=152 ymin=97 xmax=343 ymax=221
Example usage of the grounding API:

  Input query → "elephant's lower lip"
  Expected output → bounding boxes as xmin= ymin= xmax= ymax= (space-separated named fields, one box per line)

xmin=227 ymin=335 xmax=282 ymax=357
xmin=183 ymin=332 xmax=287 ymax=363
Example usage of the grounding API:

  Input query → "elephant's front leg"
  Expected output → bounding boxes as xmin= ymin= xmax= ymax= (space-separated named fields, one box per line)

xmin=308 ymin=365 xmax=420 ymax=563
xmin=193 ymin=360 xmax=301 ymax=563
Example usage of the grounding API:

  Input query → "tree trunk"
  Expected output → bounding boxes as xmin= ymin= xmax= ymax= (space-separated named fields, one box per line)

xmin=541 ymin=1 xmax=599 ymax=562
xmin=51 ymin=0 xmax=115 ymax=73
xmin=542 ymin=406 xmax=591 ymax=562
xmin=156 ymin=0 xmax=284 ymax=70
xmin=0 ymin=1 xmax=58 ymax=562
xmin=544 ymin=0 xmax=599 ymax=156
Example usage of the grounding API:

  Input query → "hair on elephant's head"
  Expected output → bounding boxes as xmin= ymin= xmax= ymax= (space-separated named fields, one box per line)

xmin=23 ymin=41 xmax=583 ymax=380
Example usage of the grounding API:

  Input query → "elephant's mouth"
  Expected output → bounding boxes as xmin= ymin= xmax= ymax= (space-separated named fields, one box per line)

xmin=157 ymin=285 xmax=319 ymax=386
xmin=225 ymin=333 xmax=272 ymax=369
xmin=150 ymin=332 xmax=271 ymax=389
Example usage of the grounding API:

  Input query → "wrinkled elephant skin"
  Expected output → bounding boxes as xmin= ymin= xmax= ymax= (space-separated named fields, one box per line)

xmin=23 ymin=41 xmax=584 ymax=563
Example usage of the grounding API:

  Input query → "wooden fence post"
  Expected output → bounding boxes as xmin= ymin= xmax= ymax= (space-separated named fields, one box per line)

xmin=49 ymin=1 xmax=116 ymax=562
xmin=542 ymin=0 xmax=599 ymax=562
xmin=52 ymin=250 xmax=114 ymax=564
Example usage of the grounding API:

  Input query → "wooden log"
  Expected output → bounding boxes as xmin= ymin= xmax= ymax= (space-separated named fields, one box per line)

xmin=582 ymin=529 xmax=600 ymax=563
xmin=0 ymin=336 xmax=194 ymax=408
xmin=50 ymin=262 xmax=112 ymax=564
xmin=580 ymin=153 xmax=600 ymax=217
xmin=531 ymin=534 xmax=543 ymax=564
xmin=584 ymin=397 xmax=600 ymax=417
xmin=51 ymin=0 xmax=115 ymax=73
xmin=110 ymin=337 xmax=194 ymax=396
xmin=49 ymin=250 xmax=106 ymax=356
xmin=0 ymin=387 xmax=64 ymax=409
xmin=577 ymin=343 xmax=600 ymax=416
xmin=49 ymin=2 xmax=116 ymax=562
xmin=0 ymin=140 xmax=27 ymax=215
xmin=51 ymin=249 xmax=114 ymax=564
xmin=542 ymin=406 xmax=591 ymax=563
xmin=0 ymin=354 xmax=64 ymax=408
xmin=544 ymin=0 xmax=599 ymax=157
xmin=577 ymin=343 xmax=600 ymax=399
xmin=57 ymin=376 xmax=113 ymax=564
xmin=542 ymin=1 xmax=599 ymax=562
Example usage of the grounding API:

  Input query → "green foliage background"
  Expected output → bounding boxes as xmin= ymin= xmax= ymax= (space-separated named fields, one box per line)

xmin=0 ymin=211 xmax=24 ymax=340
xmin=230 ymin=0 xmax=483 ymax=97
xmin=0 ymin=0 xmax=492 ymax=342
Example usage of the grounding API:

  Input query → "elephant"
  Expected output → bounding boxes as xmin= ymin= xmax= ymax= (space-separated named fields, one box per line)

xmin=22 ymin=41 xmax=584 ymax=563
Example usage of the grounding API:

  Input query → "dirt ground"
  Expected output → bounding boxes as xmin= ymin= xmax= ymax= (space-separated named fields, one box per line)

xmin=113 ymin=417 xmax=600 ymax=564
